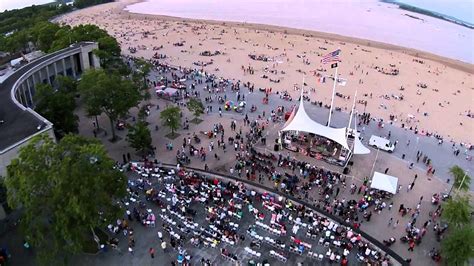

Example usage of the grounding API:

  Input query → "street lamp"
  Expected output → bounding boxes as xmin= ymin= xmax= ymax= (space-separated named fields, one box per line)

xmin=370 ymin=148 xmax=380 ymax=178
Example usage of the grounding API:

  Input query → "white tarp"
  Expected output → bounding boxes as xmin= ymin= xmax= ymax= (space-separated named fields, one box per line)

xmin=281 ymin=99 xmax=350 ymax=150
xmin=371 ymin=172 xmax=398 ymax=194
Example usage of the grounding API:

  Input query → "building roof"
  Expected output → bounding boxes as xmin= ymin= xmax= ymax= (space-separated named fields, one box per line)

xmin=0 ymin=43 xmax=85 ymax=152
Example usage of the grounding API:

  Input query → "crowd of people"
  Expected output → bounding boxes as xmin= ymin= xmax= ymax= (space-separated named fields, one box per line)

xmin=112 ymin=57 xmax=454 ymax=265
xmin=107 ymin=161 xmax=397 ymax=265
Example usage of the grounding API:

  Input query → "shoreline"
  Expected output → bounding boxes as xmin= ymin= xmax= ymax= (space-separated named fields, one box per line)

xmin=381 ymin=0 xmax=474 ymax=30
xmin=56 ymin=0 xmax=474 ymax=144
xmin=118 ymin=1 xmax=473 ymax=74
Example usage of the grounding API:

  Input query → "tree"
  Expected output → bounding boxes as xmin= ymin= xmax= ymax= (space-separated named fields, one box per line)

xmin=0 ymin=4 xmax=71 ymax=36
xmin=127 ymin=121 xmax=152 ymax=155
xmin=74 ymin=0 xmax=114 ymax=9
xmin=160 ymin=106 xmax=181 ymax=135
xmin=442 ymin=225 xmax=474 ymax=266
xmin=34 ymin=82 xmax=79 ymax=138
xmin=5 ymin=134 xmax=126 ymax=264
xmin=134 ymin=58 xmax=152 ymax=90
xmin=49 ymin=24 xmax=121 ymax=70
xmin=442 ymin=195 xmax=473 ymax=228
xmin=0 ymin=5 xmax=72 ymax=53
xmin=31 ymin=22 xmax=60 ymax=52
xmin=56 ymin=75 xmax=78 ymax=95
xmin=449 ymin=165 xmax=471 ymax=191
xmin=187 ymin=98 xmax=204 ymax=122
xmin=4 ymin=29 xmax=31 ymax=53
xmin=78 ymin=69 xmax=141 ymax=141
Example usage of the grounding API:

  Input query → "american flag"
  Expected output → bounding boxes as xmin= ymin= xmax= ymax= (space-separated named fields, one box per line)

xmin=321 ymin=49 xmax=341 ymax=64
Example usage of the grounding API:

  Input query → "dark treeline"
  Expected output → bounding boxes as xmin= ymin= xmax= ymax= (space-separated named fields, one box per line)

xmin=0 ymin=4 xmax=72 ymax=35
xmin=74 ymin=0 xmax=114 ymax=9
xmin=0 ymin=0 xmax=116 ymax=54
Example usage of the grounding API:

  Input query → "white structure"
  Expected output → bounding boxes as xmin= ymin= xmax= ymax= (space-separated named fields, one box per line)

xmin=281 ymin=98 xmax=370 ymax=156
xmin=370 ymin=172 xmax=399 ymax=194
xmin=0 ymin=42 xmax=100 ymax=177
xmin=281 ymin=99 xmax=350 ymax=150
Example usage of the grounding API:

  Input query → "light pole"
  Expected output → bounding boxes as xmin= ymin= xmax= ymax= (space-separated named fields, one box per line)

xmin=370 ymin=148 xmax=380 ymax=178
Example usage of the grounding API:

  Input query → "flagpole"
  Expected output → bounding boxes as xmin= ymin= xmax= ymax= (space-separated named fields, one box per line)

xmin=327 ymin=66 xmax=338 ymax=127
xmin=347 ymin=89 xmax=357 ymax=134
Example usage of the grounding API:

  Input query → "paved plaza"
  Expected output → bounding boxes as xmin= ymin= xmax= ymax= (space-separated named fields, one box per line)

xmin=0 ymin=62 xmax=471 ymax=265
xmin=75 ymin=63 xmax=461 ymax=265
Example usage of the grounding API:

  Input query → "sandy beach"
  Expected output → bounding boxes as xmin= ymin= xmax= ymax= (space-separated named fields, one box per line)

xmin=56 ymin=0 xmax=474 ymax=144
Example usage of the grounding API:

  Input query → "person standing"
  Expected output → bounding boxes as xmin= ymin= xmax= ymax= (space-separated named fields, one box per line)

xmin=161 ymin=241 xmax=167 ymax=252
xmin=388 ymin=217 xmax=393 ymax=226
xmin=392 ymin=220 xmax=399 ymax=229
xmin=149 ymin=247 xmax=155 ymax=258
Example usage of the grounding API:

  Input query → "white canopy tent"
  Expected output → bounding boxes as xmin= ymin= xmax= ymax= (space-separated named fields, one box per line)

xmin=370 ymin=172 xmax=398 ymax=194
xmin=281 ymin=99 xmax=350 ymax=150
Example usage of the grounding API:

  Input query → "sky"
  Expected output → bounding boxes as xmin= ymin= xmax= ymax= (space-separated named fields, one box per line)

xmin=0 ymin=0 xmax=54 ymax=12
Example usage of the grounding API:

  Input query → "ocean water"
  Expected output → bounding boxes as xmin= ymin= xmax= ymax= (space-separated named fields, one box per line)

xmin=394 ymin=0 xmax=473 ymax=25
xmin=125 ymin=0 xmax=474 ymax=64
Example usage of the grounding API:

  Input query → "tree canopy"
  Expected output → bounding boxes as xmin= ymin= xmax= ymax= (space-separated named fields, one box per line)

xmin=160 ymin=106 xmax=181 ymax=134
xmin=5 ymin=134 xmax=126 ymax=264
xmin=133 ymin=58 xmax=152 ymax=90
xmin=1 ymin=18 xmax=122 ymax=71
xmin=48 ymin=24 xmax=121 ymax=69
xmin=74 ymin=0 xmax=114 ymax=9
xmin=0 ymin=4 xmax=71 ymax=36
xmin=441 ymin=180 xmax=473 ymax=265
xmin=442 ymin=195 xmax=473 ymax=228
xmin=30 ymin=21 xmax=61 ymax=52
xmin=127 ymin=121 xmax=152 ymax=155
xmin=187 ymin=98 xmax=205 ymax=121
xmin=0 ymin=3 xmax=117 ymax=58
xmin=78 ymin=69 xmax=141 ymax=141
xmin=34 ymin=81 xmax=79 ymax=138
xmin=449 ymin=165 xmax=471 ymax=191
xmin=441 ymin=224 xmax=474 ymax=266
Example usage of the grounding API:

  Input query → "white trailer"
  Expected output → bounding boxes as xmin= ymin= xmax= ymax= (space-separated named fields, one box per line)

xmin=369 ymin=135 xmax=395 ymax=152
